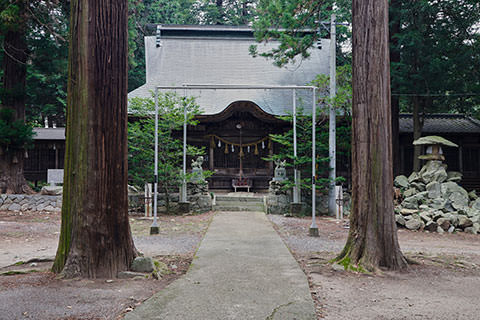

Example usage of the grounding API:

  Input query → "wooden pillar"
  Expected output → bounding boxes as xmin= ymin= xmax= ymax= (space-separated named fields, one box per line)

xmin=54 ymin=144 xmax=59 ymax=169
xmin=400 ymin=145 xmax=405 ymax=175
xmin=459 ymin=138 xmax=463 ymax=172
xmin=268 ymin=140 xmax=273 ymax=174
xmin=209 ymin=145 xmax=214 ymax=170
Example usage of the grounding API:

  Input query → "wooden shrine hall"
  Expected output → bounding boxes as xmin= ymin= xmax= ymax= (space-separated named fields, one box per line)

xmin=190 ymin=101 xmax=290 ymax=189
xmin=128 ymin=24 xmax=331 ymax=190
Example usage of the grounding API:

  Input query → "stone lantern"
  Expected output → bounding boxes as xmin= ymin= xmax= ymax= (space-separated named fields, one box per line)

xmin=413 ymin=136 xmax=458 ymax=162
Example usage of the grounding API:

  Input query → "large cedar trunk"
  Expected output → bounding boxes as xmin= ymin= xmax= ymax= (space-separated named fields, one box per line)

xmin=52 ymin=0 xmax=136 ymax=278
xmin=412 ymin=96 xmax=424 ymax=172
xmin=0 ymin=1 xmax=31 ymax=194
xmin=335 ymin=0 xmax=407 ymax=272
xmin=389 ymin=0 xmax=401 ymax=177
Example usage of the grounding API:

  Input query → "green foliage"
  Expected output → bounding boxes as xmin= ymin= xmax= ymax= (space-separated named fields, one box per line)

xmin=128 ymin=0 xmax=200 ymax=91
xmin=391 ymin=0 xmax=480 ymax=115
xmin=250 ymin=0 xmax=351 ymax=67
xmin=0 ymin=1 xmax=22 ymax=31
xmin=265 ymin=66 xmax=352 ymax=196
xmin=250 ymin=0 xmax=480 ymax=118
xmin=26 ymin=4 xmax=69 ymax=127
xmin=267 ymin=109 xmax=350 ymax=193
xmin=332 ymin=255 xmax=368 ymax=273
xmin=1 ymin=1 xmax=69 ymax=126
xmin=0 ymin=108 xmax=34 ymax=151
xmin=267 ymin=108 xmax=329 ymax=192
xmin=128 ymin=92 xmax=205 ymax=199
xmin=196 ymin=0 xmax=257 ymax=25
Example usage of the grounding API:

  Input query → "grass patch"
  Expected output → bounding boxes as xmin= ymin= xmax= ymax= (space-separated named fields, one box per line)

xmin=1 ymin=269 xmax=39 ymax=276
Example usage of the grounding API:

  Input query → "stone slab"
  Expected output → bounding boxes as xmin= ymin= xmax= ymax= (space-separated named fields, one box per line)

xmin=124 ymin=211 xmax=316 ymax=320
xmin=47 ymin=169 xmax=64 ymax=185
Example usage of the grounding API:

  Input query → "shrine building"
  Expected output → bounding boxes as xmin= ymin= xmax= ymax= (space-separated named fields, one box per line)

xmin=22 ymin=25 xmax=480 ymax=192
xmin=127 ymin=25 xmax=331 ymax=190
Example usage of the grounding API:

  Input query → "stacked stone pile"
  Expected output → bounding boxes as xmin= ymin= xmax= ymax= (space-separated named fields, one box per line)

xmin=394 ymin=160 xmax=480 ymax=234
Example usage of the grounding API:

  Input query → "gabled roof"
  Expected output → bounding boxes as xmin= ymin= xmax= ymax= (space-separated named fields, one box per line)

xmin=196 ymin=100 xmax=285 ymax=123
xmin=128 ymin=25 xmax=330 ymax=116
xmin=399 ymin=114 xmax=480 ymax=133
xmin=33 ymin=128 xmax=65 ymax=140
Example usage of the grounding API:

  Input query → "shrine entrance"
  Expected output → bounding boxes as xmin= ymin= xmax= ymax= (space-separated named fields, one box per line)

xmin=190 ymin=101 xmax=290 ymax=190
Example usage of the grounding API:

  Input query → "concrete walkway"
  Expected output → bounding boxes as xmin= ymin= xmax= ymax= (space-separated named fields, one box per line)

xmin=125 ymin=211 xmax=316 ymax=320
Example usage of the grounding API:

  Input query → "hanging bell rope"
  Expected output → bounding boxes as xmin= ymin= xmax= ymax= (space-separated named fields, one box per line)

xmin=206 ymin=134 xmax=270 ymax=148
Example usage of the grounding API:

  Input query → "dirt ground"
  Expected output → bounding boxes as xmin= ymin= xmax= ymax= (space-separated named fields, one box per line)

xmin=2 ymin=211 xmax=480 ymax=319
xmin=0 ymin=210 xmax=214 ymax=320
xmin=269 ymin=215 xmax=480 ymax=320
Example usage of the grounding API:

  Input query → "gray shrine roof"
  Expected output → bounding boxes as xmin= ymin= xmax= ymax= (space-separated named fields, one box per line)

xmin=33 ymin=128 xmax=65 ymax=140
xmin=128 ymin=25 xmax=330 ymax=116
xmin=399 ymin=114 xmax=480 ymax=133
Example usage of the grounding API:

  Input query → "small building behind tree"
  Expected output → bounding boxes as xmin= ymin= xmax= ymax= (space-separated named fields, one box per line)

xmin=24 ymin=127 xmax=65 ymax=185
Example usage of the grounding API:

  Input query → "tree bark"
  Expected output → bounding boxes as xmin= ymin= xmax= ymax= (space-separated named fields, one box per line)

xmin=215 ymin=0 xmax=224 ymax=24
xmin=52 ymin=0 xmax=136 ymax=278
xmin=389 ymin=0 xmax=401 ymax=177
xmin=0 ymin=0 xmax=32 ymax=194
xmin=412 ymin=96 xmax=424 ymax=172
xmin=334 ymin=0 xmax=407 ymax=272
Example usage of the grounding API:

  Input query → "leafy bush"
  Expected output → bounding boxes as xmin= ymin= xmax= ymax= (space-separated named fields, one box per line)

xmin=0 ymin=108 xmax=35 ymax=152
xmin=265 ymin=66 xmax=352 ymax=198
xmin=128 ymin=92 xmax=205 ymax=212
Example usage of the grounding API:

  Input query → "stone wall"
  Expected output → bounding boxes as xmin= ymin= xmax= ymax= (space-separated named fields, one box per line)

xmin=0 ymin=194 xmax=62 ymax=212
xmin=265 ymin=180 xmax=346 ymax=216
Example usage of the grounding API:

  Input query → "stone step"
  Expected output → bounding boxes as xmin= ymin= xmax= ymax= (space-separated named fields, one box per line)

xmin=213 ymin=205 xmax=265 ymax=212
xmin=215 ymin=195 xmax=264 ymax=203
xmin=215 ymin=202 xmax=263 ymax=208
xmin=215 ymin=200 xmax=265 ymax=207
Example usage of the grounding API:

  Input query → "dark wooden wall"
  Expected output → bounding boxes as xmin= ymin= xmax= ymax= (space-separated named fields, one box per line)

xmin=24 ymin=140 xmax=65 ymax=183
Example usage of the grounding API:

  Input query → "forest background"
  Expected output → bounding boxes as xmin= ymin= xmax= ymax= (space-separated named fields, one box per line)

xmin=0 ymin=0 xmax=479 ymax=189
xmin=1 ymin=0 xmax=479 ymax=127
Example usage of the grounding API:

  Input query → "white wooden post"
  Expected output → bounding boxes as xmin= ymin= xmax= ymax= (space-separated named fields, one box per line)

xmin=145 ymin=183 xmax=152 ymax=217
xmin=335 ymin=185 xmax=343 ymax=220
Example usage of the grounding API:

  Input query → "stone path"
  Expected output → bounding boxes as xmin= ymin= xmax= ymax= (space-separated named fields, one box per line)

xmin=124 ymin=211 xmax=316 ymax=320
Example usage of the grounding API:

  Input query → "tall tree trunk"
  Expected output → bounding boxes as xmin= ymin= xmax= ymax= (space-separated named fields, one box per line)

xmin=215 ymin=0 xmax=224 ymax=24
xmin=334 ymin=0 xmax=407 ymax=272
xmin=412 ymin=96 xmax=424 ymax=172
xmin=389 ymin=0 xmax=401 ymax=177
xmin=52 ymin=0 xmax=136 ymax=278
xmin=0 ymin=0 xmax=31 ymax=194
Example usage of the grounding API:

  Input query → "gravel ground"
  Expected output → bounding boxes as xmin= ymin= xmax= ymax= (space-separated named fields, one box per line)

xmin=0 ymin=210 xmax=214 ymax=320
xmin=129 ymin=214 xmax=214 ymax=256
xmin=4 ymin=210 xmax=480 ymax=319
xmin=268 ymin=214 xmax=480 ymax=320
xmin=268 ymin=215 xmax=346 ymax=254
xmin=134 ymin=235 xmax=203 ymax=256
